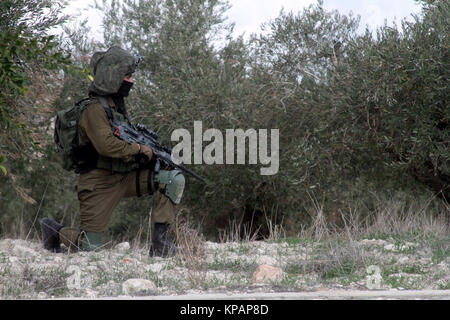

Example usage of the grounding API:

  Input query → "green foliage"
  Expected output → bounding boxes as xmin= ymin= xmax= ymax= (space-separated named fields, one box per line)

xmin=0 ymin=155 xmax=6 ymax=175
xmin=97 ymin=0 xmax=260 ymax=237
xmin=0 ymin=0 xmax=73 ymax=236
xmin=0 ymin=0 xmax=71 ymax=126
xmin=1 ymin=0 xmax=448 ymax=241
xmin=325 ymin=0 xmax=450 ymax=201
xmin=250 ymin=0 xmax=360 ymax=83
xmin=87 ymin=0 xmax=448 ymax=239
xmin=0 ymin=0 xmax=71 ymax=184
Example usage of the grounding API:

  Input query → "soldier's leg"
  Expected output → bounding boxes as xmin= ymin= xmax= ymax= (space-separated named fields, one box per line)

xmin=124 ymin=169 xmax=184 ymax=223
xmin=40 ymin=217 xmax=84 ymax=253
xmin=81 ymin=170 xmax=127 ymax=250
xmin=59 ymin=226 xmax=82 ymax=251
xmin=153 ymin=170 xmax=185 ymax=221
xmin=43 ymin=170 xmax=143 ymax=252
xmin=124 ymin=169 xmax=185 ymax=222
xmin=152 ymin=193 xmax=177 ymax=224
xmin=40 ymin=217 xmax=64 ymax=253
xmin=122 ymin=168 xmax=185 ymax=257
xmin=75 ymin=169 xmax=125 ymax=251
xmin=150 ymin=170 xmax=185 ymax=257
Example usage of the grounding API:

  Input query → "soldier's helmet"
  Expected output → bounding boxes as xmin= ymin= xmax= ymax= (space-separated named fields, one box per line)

xmin=89 ymin=46 xmax=139 ymax=96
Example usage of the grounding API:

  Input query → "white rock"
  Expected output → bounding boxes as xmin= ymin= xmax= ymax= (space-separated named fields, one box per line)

xmin=205 ymin=241 xmax=219 ymax=250
xmin=115 ymin=242 xmax=131 ymax=252
xmin=438 ymin=261 xmax=449 ymax=272
xmin=0 ymin=239 xmax=13 ymax=251
xmin=398 ymin=256 xmax=409 ymax=264
xmin=11 ymin=239 xmax=29 ymax=247
xmin=122 ymin=278 xmax=156 ymax=295
xmin=146 ymin=262 xmax=167 ymax=273
xmin=12 ymin=245 xmax=39 ymax=258
xmin=256 ymin=255 xmax=278 ymax=266
xmin=383 ymin=244 xmax=395 ymax=251
xmin=37 ymin=292 xmax=48 ymax=299
xmin=418 ymin=257 xmax=431 ymax=265
xmin=54 ymin=256 xmax=64 ymax=264
xmin=360 ymin=239 xmax=387 ymax=246
xmin=404 ymin=242 xmax=417 ymax=248
xmin=8 ymin=256 xmax=25 ymax=275
xmin=84 ymin=288 xmax=98 ymax=298
xmin=256 ymin=247 xmax=265 ymax=255
xmin=86 ymin=265 xmax=98 ymax=272
xmin=96 ymin=261 xmax=108 ymax=271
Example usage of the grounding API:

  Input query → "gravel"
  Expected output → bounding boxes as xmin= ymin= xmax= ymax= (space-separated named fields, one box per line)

xmin=0 ymin=237 xmax=448 ymax=299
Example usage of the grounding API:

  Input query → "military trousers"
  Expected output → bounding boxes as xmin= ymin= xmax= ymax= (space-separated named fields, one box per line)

xmin=60 ymin=168 xmax=178 ymax=250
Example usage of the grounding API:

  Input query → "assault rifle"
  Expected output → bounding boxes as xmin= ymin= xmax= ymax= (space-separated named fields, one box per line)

xmin=111 ymin=120 xmax=206 ymax=183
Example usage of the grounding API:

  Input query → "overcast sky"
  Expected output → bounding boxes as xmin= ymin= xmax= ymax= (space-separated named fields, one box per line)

xmin=227 ymin=0 xmax=422 ymax=37
xmin=66 ymin=0 xmax=423 ymax=40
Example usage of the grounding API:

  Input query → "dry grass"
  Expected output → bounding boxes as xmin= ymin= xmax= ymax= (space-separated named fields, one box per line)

xmin=1 ymin=194 xmax=448 ymax=298
xmin=297 ymin=194 xmax=449 ymax=242
xmin=173 ymin=213 xmax=208 ymax=287
xmin=218 ymin=218 xmax=260 ymax=243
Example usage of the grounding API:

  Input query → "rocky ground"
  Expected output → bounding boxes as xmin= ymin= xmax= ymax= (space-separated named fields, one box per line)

xmin=0 ymin=236 xmax=449 ymax=299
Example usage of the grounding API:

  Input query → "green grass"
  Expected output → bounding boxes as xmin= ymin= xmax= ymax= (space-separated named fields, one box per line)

xmin=320 ymin=259 xmax=360 ymax=280
xmin=0 ymin=252 xmax=7 ymax=263
xmin=430 ymin=238 xmax=449 ymax=263
xmin=278 ymin=274 xmax=303 ymax=288
xmin=94 ymin=269 xmax=109 ymax=286
xmin=384 ymin=275 xmax=409 ymax=289
xmin=401 ymin=264 xmax=425 ymax=275
xmin=438 ymin=281 xmax=450 ymax=290
xmin=227 ymin=243 xmax=252 ymax=255
xmin=338 ymin=273 xmax=365 ymax=287
xmin=362 ymin=232 xmax=391 ymax=241
xmin=284 ymin=262 xmax=304 ymax=275
xmin=207 ymin=256 xmax=256 ymax=272
xmin=381 ymin=265 xmax=400 ymax=278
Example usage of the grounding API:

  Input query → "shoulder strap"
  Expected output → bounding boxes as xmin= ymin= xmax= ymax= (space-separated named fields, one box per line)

xmin=98 ymin=95 xmax=136 ymax=128
xmin=97 ymin=96 xmax=114 ymax=122
xmin=96 ymin=95 xmax=135 ymax=129
xmin=75 ymin=97 xmax=91 ymax=106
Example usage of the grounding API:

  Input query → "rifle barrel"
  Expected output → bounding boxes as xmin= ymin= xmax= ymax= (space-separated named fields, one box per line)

xmin=113 ymin=121 xmax=206 ymax=183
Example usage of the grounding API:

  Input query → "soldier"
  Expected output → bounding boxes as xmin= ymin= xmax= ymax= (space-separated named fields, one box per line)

xmin=41 ymin=46 xmax=184 ymax=257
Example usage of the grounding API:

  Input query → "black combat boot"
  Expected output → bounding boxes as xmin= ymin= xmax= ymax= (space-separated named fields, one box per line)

xmin=149 ymin=223 xmax=178 ymax=258
xmin=40 ymin=217 xmax=63 ymax=253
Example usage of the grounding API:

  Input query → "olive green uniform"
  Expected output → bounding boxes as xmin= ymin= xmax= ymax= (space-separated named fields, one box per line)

xmin=59 ymin=97 xmax=177 ymax=250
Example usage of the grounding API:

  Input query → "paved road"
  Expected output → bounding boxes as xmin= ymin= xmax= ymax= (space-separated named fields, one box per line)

xmin=93 ymin=290 xmax=450 ymax=300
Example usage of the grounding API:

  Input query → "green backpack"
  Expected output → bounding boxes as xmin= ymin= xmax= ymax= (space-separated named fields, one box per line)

xmin=53 ymin=97 xmax=92 ymax=171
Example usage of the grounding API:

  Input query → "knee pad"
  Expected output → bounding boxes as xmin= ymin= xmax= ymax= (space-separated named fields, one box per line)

xmin=154 ymin=170 xmax=185 ymax=204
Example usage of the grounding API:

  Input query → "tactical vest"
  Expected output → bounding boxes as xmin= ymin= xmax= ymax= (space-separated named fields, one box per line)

xmin=78 ymin=97 xmax=139 ymax=174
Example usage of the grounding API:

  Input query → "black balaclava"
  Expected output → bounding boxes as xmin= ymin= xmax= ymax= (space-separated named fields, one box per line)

xmin=117 ymin=79 xmax=134 ymax=97
xmin=111 ymin=80 xmax=134 ymax=121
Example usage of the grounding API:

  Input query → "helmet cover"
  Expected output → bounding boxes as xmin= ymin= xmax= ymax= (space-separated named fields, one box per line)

xmin=89 ymin=46 xmax=136 ymax=96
